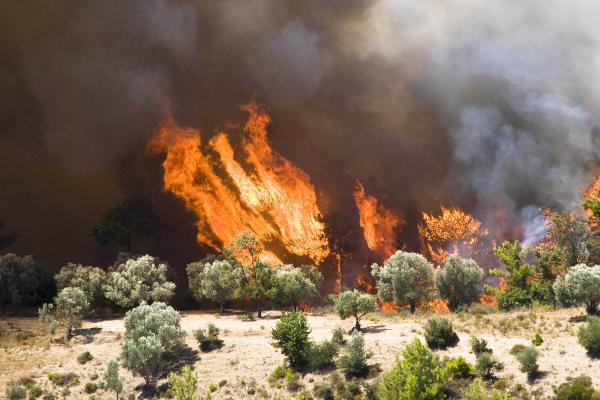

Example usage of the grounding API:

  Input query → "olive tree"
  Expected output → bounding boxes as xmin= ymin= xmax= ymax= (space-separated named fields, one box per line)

xmin=55 ymin=263 xmax=106 ymax=303
xmin=103 ymin=255 xmax=175 ymax=308
xmin=187 ymin=259 xmax=244 ymax=314
xmin=554 ymin=264 xmax=600 ymax=315
xmin=334 ymin=289 xmax=377 ymax=332
xmin=371 ymin=251 xmax=435 ymax=313
xmin=103 ymin=360 xmax=123 ymax=400
xmin=246 ymin=261 xmax=275 ymax=318
xmin=121 ymin=302 xmax=185 ymax=386
xmin=0 ymin=253 xmax=55 ymax=313
xmin=435 ymin=255 xmax=484 ymax=310
xmin=38 ymin=287 xmax=90 ymax=339
xmin=272 ymin=265 xmax=317 ymax=311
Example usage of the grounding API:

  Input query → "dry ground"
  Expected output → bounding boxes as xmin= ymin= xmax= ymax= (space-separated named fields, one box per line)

xmin=0 ymin=307 xmax=598 ymax=399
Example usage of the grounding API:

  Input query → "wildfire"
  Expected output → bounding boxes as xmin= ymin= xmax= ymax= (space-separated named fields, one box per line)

xmin=353 ymin=181 xmax=404 ymax=259
xmin=148 ymin=102 xmax=329 ymax=263
xmin=418 ymin=206 xmax=487 ymax=264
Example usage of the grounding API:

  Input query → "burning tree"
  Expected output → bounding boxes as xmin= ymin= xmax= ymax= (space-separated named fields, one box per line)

xmin=418 ymin=206 xmax=487 ymax=264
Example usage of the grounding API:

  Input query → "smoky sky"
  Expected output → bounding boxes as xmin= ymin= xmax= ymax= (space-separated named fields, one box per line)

xmin=1 ymin=0 xmax=599 ymax=269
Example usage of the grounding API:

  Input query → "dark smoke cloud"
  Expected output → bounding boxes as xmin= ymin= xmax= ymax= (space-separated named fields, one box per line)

xmin=0 ymin=0 xmax=598 ymax=268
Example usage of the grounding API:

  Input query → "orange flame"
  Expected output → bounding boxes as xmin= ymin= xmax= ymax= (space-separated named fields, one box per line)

xmin=380 ymin=301 xmax=401 ymax=311
xmin=353 ymin=181 xmax=404 ymax=258
xmin=148 ymin=102 xmax=329 ymax=263
xmin=427 ymin=299 xmax=450 ymax=313
xmin=478 ymin=294 xmax=497 ymax=308
xmin=418 ymin=206 xmax=487 ymax=264
xmin=354 ymin=274 xmax=375 ymax=293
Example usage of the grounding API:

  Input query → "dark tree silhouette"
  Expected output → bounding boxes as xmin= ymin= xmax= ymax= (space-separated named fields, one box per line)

xmin=0 ymin=220 xmax=18 ymax=251
xmin=89 ymin=196 xmax=160 ymax=253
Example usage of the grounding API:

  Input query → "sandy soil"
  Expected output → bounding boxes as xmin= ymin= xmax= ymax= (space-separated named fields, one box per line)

xmin=0 ymin=308 xmax=598 ymax=399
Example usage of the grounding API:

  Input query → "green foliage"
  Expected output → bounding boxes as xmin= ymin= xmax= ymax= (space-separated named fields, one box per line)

xmin=271 ymin=312 xmax=311 ymax=369
xmin=102 ymin=360 xmax=123 ymax=399
xmin=305 ymin=338 xmax=339 ymax=370
xmin=313 ymin=383 xmax=334 ymax=400
xmin=285 ymin=368 xmax=303 ymax=391
xmin=489 ymin=241 xmax=537 ymax=310
xmin=42 ymin=395 xmax=55 ymax=400
xmin=333 ymin=289 xmax=377 ymax=331
xmin=474 ymin=352 xmax=503 ymax=380
xmin=28 ymin=385 xmax=42 ymax=399
xmin=435 ymin=255 xmax=483 ymax=310
xmin=89 ymin=195 xmax=160 ymax=252
xmin=77 ymin=351 xmax=93 ymax=364
xmin=378 ymin=338 xmax=445 ymax=400
xmin=532 ymin=332 xmax=543 ymax=346
xmin=470 ymin=336 xmax=492 ymax=356
xmin=245 ymin=261 xmax=275 ymax=317
xmin=39 ymin=287 xmax=90 ymax=339
xmin=167 ymin=365 xmax=198 ymax=400
xmin=187 ymin=259 xmax=244 ymax=313
xmin=554 ymin=375 xmax=600 ymax=400
xmin=514 ymin=346 xmax=539 ymax=378
xmin=84 ymin=382 xmax=98 ymax=394
xmin=194 ymin=323 xmax=224 ymax=352
xmin=423 ymin=317 xmax=459 ymax=350
xmin=104 ymin=255 xmax=175 ymax=308
xmin=371 ymin=251 xmax=435 ymax=313
xmin=495 ymin=287 xmax=533 ymax=311
xmin=544 ymin=209 xmax=588 ymax=267
xmin=272 ymin=265 xmax=318 ymax=311
xmin=55 ymin=263 xmax=105 ymax=303
xmin=554 ymin=264 xmax=600 ymax=315
xmin=331 ymin=327 xmax=346 ymax=346
xmin=463 ymin=379 xmax=516 ymax=400
xmin=509 ymin=344 xmax=527 ymax=356
xmin=5 ymin=385 xmax=26 ymax=400
xmin=336 ymin=331 xmax=372 ymax=378
xmin=47 ymin=372 xmax=79 ymax=387
xmin=121 ymin=302 xmax=185 ymax=385
xmin=444 ymin=356 xmax=474 ymax=379
xmin=578 ymin=316 xmax=600 ymax=358
xmin=268 ymin=365 xmax=287 ymax=388
xmin=0 ymin=253 xmax=55 ymax=312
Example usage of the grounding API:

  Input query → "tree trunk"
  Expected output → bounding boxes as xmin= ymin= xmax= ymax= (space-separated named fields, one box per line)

xmin=220 ymin=302 xmax=225 ymax=314
xmin=586 ymin=301 xmax=599 ymax=316
xmin=66 ymin=326 xmax=72 ymax=340
xmin=257 ymin=301 xmax=262 ymax=318
xmin=354 ymin=315 xmax=361 ymax=332
xmin=409 ymin=302 xmax=416 ymax=314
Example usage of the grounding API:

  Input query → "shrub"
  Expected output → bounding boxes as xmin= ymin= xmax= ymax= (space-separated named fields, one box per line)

xmin=103 ymin=360 xmax=123 ymax=400
xmin=470 ymin=336 xmax=492 ymax=356
xmin=554 ymin=375 xmax=600 ymax=400
xmin=0 ymin=253 xmax=55 ymax=313
xmin=313 ymin=383 xmax=334 ymax=400
xmin=84 ymin=382 xmax=98 ymax=394
xmin=167 ymin=365 xmax=197 ymax=400
xmin=121 ymin=302 xmax=185 ymax=385
xmin=42 ymin=395 xmax=55 ymax=400
xmin=268 ymin=365 xmax=286 ymax=388
xmin=28 ymin=385 xmax=42 ymax=399
xmin=194 ymin=323 xmax=224 ymax=352
xmin=445 ymin=356 xmax=474 ymax=379
xmin=465 ymin=303 xmax=496 ymax=315
xmin=464 ymin=379 xmax=516 ymax=400
xmin=578 ymin=316 xmax=600 ymax=357
xmin=272 ymin=265 xmax=318 ymax=311
xmin=509 ymin=344 xmax=527 ymax=356
xmin=38 ymin=287 xmax=90 ymax=339
xmin=423 ymin=317 xmax=459 ymax=350
xmin=285 ymin=368 xmax=303 ymax=391
xmin=378 ymin=338 xmax=445 ymax=400
xmin=305 ymin=339 xmax=339 ymax=370
xmin=244 ymin=259 xmax=275 ymax=318
xmin=475 ymin=352 xmax=503 ymax=380
xmin=187 ymin=259 xmax=244 ymax=313
xmin=331 ymin=327 xmax=346 ymax=346
xmin=55 ymin=263 xmax=105 ymax=303
xmin=554 ymin=264 xmax=600 ymax=315
xmin=514 ymin=346 xmax=539 ymax=378
xmin=435 ymin=255 xmax=484 ymax=310
xmin=5 ymin=385 xmax=26 ymax=400
xmin=333 ymin=289 xmax=377 ymax=332
xmin=271 ymin=312 xmax=311 ymax=369
xmin=371 ymin=251 xmax=435 ymax=313
xmin=48 ymin=372 xmax=79 ymax=387
xmin=77 ymin=351 xmax=93 ymax=365
xmin=336 ymin=331 xmax=372 ymax=378
xmin=532 ymin=332 xmax=543 ymax=346
xmin=496 ymin=287 xmax=532 ymax=311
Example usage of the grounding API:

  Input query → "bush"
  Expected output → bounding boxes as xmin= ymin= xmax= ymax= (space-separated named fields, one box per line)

xmin=554 ymin=375 xmax=600 ymax=400
xmin=378 ymin=338 xmax=445 ymax=400
xmin=333 ymin=289 xmax=377 ymax=331
xmin=285 ymin=368 xmax=303 ymax=391
xmin=475 ymin=352 xmax=503 ymax=380
xmin=268 ymin=365 xmax=286 ymax=388
xmin=84 ymin=382 xmax=98 ymax=394
xmin=167 ymin=365 xmax=197 ymax=400
xmin=271 ymin=312 xmax=311 ymax=369
xmin=464 ymin=379 xmax=516 ymax=400
xmin=423 ymin=317 xmax=459 ymax=350
xmin=28 ymin=385 xmax=42 ymax=399
xmin=532 ymin=332 xmax=543 ymax=346
xmin=187 ymin=259 xmax=244 ymax=314
xmin=5 ymin=385 xmax=26 ymax=400
xmin=331 ymin=327 xmax=346 ymax=346
xmin=371 ymin=251 xmax=435 ymax=313
xmin=313 ymin=383 xmax=334 ymax=400
xmin=77 ymin=351 xmax=93 ymax=364
xmin=103 ymin=360 xmax=123 ymax=399
xmin=496 ymin=287 xmax=532 ymax=311
xmin=435 ymin=255 xmax=484 ymax=310
xmin=336 ymin=332 xmax=372 ymax=378
xmin=445 ymin=356 xmax=474 ymax=379
xmin=194 ymin=323 xmax=224 ymax=352
xmin=0 ymin=253 xmax=55 ymax=312
xmin=38 ymin=287 xmax=90 ymax=339
xmin=305 ymin=339 xmax=339 ymax=370
xmin=509 ymin=344 xmax=527 ymax=356
xmin=514 ymin=346 xmax=539 ymax=378
xmin=272 ymin=265 xmax=318 ymax=311
xmin=47 ymin=372 xmax=79 ymax=387
xmin=470 ymin=336 xmax=492 ymax=356
xmin=578 ymin=316 xmax=600 ymax=358
xmin=554 ymin=264 xmax=600 ymax=315
xmin=465 ymin=303 xmax=496 ymax=315
xmin=104 ymin=255 xmax=176 ymax=308
xmin=42 ymin=395 xmax=55 ymax=400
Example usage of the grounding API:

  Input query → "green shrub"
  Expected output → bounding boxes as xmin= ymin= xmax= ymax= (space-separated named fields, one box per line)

xmin=77 ymin=351 xmax=93 ymax=364
xmin=445 ymin=356 xmax=474 ymax=379
xmin=28 ymin=385 xmax=42 ymax=399
xmin=305 ymin=339 xmax=338 ymax=370
xmin=42 ymin=395 xmax=55 ymax=400
xmin=578 ymin=316 xmax=600 ymax=358
xmin=464 ymin=379 xmax=516 ymax=400
xmin=509 ymin=344 xmax=527 ymax=356
xmin=5 ymin=385 xmax=26 ymax=400
xmin=336 ymin=332 xmax=372 ymax=378
xmin=313 ymin=383 xmax=334 ymax=400
xmin=496 ymin=287 xmax=532 ymax=311
xmin=285 ymin=368 xmax=303 ymax=391
xmin=475 ymin=352 xmax=503 ymax=380
xmin=531 ymin=332 xmax=543 ymax=346
xmin=554 ymin=375 xmax=600 ymax=400
xmin=435 ymin=255 xmax=484 ymax=310
xmin=268 ymin=365 xmax=287 ymax=388
xmin=331 ymin=327 xmax=346 ymax=346
xmin=17 ymin=377 xmax=35 ymax=389
xmin=167 ymin=365 xmax=197 ymax=400
xmin=470 ymin=336 xmax=492 ymax=356
xmin=465 ymin=303 xmax=496 ymax=315
xmin=333 ymin=289 xmax=377 ymax=331
xmin=207 ymin=383 xmax=218 ymax=392
xmin=514 ymin=346 xmax=539 ymax=378
xmin=48 ymin=372 xmax=79 ymax=387
xmin=103 ymin=360 xmax=123 ymax=399
xmin=194 ymin=323 xmax=224 ymax=352
xmin=271 ymin=312 xmax=311 ymax=369
xmin=423 ymin=317 xmax=459 ymax=350
xmin=84 ymin=382 xmax=98 ymax=394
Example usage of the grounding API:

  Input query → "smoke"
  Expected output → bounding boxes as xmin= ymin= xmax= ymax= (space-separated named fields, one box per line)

xmin=1 ymin=0 xmax=600 ymax=267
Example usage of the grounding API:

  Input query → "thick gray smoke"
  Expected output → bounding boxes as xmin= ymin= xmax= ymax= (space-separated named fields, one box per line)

xmin=1 ymin=0 xmax=599 ymax=267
